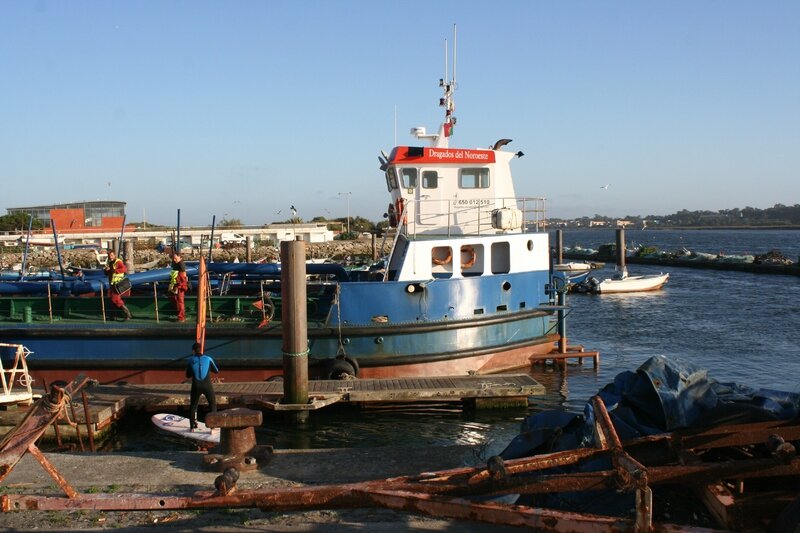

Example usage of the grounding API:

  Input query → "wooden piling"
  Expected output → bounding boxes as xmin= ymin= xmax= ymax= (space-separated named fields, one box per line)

xmin=555 ymin=229 xmax=563 ymax=265
xmin=371 ymin=234 xmax=378 ymax=260
xmin=281 ymin=237 xmax=309 ymax=423
xmin=616 ymin=227 xmax=626 ymax=272
xmin=245 ymin=236 xmax=252 ymax=262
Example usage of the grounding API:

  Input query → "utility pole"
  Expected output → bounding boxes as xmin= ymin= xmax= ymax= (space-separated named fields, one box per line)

xmin=338 ymin=192 xmax=352 ymax=234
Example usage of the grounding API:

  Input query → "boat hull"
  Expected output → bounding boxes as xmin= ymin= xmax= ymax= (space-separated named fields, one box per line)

xmin=23 ymin=334 xmax=559 ymax=385
xmin=0 ymin=265 xmax=558 ymax=384
xmin=3 ymin=308 xmax=557 ymax=385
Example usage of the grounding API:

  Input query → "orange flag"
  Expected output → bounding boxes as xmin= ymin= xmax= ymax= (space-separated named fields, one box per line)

xmin=195 ymin=255 xmax=207 ymax=353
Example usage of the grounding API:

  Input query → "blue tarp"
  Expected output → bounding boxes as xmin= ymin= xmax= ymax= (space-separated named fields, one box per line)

xmin=498 ymin=355 xmax=800 ymax=515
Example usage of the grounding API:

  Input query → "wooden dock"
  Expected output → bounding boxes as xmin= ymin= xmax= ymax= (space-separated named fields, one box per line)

xmin=0 ymin=374 xmax=544 ymax=440
xmin=536 ymin=344 xmax=600 ymax=368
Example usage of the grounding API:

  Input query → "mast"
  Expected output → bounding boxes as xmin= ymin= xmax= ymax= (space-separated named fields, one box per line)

xmin=409 ymin=25 xmax=458 ymax=149
xmin=433 ymin=25 xmax=457 ymax=148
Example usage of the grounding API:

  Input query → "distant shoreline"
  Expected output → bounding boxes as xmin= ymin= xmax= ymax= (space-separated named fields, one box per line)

xmin=555 ymin=225 xmax=800 ymax=231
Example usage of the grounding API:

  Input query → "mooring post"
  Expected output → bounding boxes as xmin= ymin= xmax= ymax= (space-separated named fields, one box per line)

xmin=281 ymin=237 xmax=309 ymax=423
xmin=555 ymin=229 xmax=563 ymax=265
xmin=616 ymin=227 xmax=626 ymax=273
xmin=557 ymin=286 xmax=567 ymax=354
xmin=371 ymin=233 xmax=378 ymax=261
xmin=245 ymin=236 xmax=252 ymax=263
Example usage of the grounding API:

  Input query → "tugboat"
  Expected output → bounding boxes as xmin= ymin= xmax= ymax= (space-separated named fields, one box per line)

xmin=0 ymin=31 xmax=561 ymax=384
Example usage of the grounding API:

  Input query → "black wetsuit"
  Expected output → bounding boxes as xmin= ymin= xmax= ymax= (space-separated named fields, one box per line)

xmin=186 ymin=354 xmax=219 ymax=427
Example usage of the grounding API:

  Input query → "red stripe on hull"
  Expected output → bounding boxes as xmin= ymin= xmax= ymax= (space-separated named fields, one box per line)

xmin=30 ymin=338 xmax=558 ymax=386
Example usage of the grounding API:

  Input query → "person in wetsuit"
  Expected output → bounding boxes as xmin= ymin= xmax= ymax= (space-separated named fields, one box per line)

xmin=186 ymin=342 xmax=219 ymax=430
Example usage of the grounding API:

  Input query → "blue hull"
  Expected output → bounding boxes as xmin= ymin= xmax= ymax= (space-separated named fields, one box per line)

xmin=1 ymin=271 xmax=558 ymax=383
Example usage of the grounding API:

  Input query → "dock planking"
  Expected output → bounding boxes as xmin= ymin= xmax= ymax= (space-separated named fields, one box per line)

xmin=0 ymin=374 xmax=544 ymax=439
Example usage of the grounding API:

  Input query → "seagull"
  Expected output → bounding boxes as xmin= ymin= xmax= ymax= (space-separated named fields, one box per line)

xmin=290 ymin=205 xmax=297 ymax=216
xmin=600 ymin=184 xmax=610 ymax=190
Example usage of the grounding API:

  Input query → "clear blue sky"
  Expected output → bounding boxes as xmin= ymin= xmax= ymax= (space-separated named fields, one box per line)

xmin=2 ymin=1 xmax=798 ymax=226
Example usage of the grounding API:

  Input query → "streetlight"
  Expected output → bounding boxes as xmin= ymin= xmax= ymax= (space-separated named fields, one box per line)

xmin=338 ymin=192 xmax=352 ymax=234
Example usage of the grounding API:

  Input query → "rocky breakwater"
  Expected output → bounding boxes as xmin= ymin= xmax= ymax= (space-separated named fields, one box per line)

xmin=0 ymin=239 xmax=391 ymax=271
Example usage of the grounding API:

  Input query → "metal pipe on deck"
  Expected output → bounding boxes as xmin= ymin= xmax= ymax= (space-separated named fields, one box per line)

xmin=124 ymin=240 xmax=135 ymax=274
xmin=20 ymin=215 xmax=33 ymax=281
xmin=557 ymin=288 xmax=567 ymax=354
xmin=208 ymin=215 xmax=216 ymax=262
xmin=50 ymin=221 xmax=66 ymax=283
xmin=281 ymin=237 xmax=309 ymax=424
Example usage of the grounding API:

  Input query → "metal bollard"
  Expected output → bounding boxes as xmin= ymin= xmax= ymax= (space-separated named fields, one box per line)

xmin=202 ymin=407 xmax=273 ymax=472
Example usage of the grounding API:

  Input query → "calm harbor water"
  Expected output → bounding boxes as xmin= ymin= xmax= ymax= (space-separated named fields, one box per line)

xmin=116 ymin=229 xmax=800 ymax=456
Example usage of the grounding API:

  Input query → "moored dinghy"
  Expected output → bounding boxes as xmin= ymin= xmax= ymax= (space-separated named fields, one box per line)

xmin=586 ymin=228 xmax=669 ymax=294
xmin=591 ymin=269 xmax=669 ymax=294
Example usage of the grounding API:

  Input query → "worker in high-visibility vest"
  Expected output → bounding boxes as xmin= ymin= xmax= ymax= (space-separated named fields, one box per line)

xmin=104 ymin=249 xmax=131 ymax=320
xmin=168 ymin=252 xmax=189 ymax=322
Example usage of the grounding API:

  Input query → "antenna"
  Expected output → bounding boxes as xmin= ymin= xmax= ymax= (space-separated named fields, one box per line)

xmin=444 ymin=38 xmax=448 ymax=85
xmin=452 ymin=24 xmax=457 ymax=87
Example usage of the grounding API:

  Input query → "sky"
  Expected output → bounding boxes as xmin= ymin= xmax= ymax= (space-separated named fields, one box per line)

xmin=1 ymin=1 xmax=798 ymax=226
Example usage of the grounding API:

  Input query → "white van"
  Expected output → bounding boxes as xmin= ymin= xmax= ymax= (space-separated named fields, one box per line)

xmin=220 ymin=232 xmax=247 ymax=245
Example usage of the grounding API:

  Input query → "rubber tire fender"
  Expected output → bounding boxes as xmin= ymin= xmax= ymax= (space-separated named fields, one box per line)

xmin=326 ymin=358 xmax=357 ymax=380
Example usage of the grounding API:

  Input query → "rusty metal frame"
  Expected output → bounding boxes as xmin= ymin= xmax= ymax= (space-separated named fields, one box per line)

xmin=3 ymin=392 xmax=798 ymax=532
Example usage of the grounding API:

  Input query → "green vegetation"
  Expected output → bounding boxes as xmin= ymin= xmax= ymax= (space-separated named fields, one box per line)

xmin=218 ymin=217 xmax=243 ymax=228
xmin=0 ymin=213 xmax=44 ymax=231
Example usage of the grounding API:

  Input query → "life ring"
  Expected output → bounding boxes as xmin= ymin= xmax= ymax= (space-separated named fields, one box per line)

xmin=395 ymin=198 xmax=407 ymax=225
xmin=460 ymin=245 xmax=476 ymax=269
xmin=432 ymin=247 xmax=452 ymax=266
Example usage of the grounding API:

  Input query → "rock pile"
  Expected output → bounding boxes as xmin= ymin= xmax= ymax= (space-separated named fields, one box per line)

xmin=0 ymin=240 xmax=391 ymax=271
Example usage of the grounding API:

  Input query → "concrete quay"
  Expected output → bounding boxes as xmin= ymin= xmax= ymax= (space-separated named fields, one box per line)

xmin=1 ymin=445 xmax=521 ymax=532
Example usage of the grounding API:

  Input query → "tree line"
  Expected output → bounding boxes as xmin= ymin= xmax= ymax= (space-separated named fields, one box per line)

xmin=555 ymin=204 xmax=800 ymax=228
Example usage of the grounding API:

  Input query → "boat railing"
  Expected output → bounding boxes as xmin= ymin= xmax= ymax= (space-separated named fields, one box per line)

xmin=0 ymin=343 xmax=34 ymax=406
xmin=400 ymin=196 xmax=547 ymax=238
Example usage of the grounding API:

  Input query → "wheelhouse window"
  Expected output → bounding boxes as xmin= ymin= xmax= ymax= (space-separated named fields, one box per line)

xmin=459 ymin=168 xmax=490 ymax=189
xmin=400 ymin=168 xmax=418 ymax=189
xmin=422 ymin=170 xmax=439 ymax=189
xmin=385 ymin=168 xmax=399 ymax=192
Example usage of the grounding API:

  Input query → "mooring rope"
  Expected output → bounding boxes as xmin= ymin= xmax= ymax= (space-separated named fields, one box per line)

xmin=281 ymin=349 xmax=310 ymax=358
xmin=335 ymin=284 xmax=347 ymax=357
xmin=42 ymin=389 xmax=79 ymax=427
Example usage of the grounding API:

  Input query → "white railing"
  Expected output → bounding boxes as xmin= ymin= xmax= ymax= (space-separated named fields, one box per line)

xmin=400 ymin=197 xmax=547 ymax=238
xmin=0 ymin=343 xmax=34 ymax=405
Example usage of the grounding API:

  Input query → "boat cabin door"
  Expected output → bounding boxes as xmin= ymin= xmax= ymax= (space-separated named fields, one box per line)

xmin=415 ymin=168 xmax=448 ymax=228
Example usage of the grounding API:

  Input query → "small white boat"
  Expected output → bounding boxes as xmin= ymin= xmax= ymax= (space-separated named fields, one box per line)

xmin=591 ymin=269 xmax=669 ymax=294
xmin=553 ymin=261 xmax=593 ymax=274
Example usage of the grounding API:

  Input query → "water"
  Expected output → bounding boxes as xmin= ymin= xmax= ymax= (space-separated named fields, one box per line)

xmin=559 ymin=227 xmax=800 ymax=259
xmin=113 ymin=229 xmax=800 ymax=456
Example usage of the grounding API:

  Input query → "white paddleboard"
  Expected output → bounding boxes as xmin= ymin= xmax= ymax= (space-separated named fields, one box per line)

xmin=151 ymin=413 xmax=220 ymax=444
